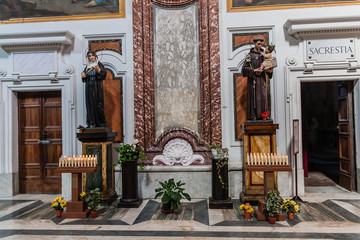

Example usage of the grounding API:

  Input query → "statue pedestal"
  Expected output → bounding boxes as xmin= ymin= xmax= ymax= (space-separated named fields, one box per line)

xmin=240 ymin=121 xmax=279 ymax=202
xmin=77 ymin=128 xmax=118 ymax=204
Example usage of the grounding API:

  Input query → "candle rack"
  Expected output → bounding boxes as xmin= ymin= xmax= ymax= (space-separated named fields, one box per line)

xmin=57 ymin=155 xmax=99 ymax=218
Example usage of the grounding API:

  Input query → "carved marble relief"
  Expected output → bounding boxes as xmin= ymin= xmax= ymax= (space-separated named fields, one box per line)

xmin=154 ymin=4 xmax=200 ymax=138
xmin=153 ymin=139 xmax=204 ymax=166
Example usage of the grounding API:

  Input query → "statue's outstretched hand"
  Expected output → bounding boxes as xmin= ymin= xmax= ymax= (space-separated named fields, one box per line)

xmin=81 ymin=72 xmax=86 ymax=78
xmin=254 ymin=68 xmax=262 ymax=75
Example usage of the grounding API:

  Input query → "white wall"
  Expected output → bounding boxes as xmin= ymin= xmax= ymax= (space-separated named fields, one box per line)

xmin=0 ymin=0 xmax=134 ymax=197
xmin=219 ymin=2 xmax=360 ymax=196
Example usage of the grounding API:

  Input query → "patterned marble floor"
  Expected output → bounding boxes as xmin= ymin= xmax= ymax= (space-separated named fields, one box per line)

xmin=0 ymin=186 xmax=360 ymax=239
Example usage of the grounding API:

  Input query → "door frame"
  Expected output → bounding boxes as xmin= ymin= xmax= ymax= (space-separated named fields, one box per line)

xmin=0 ymin=80 xmax=73 ymax=197
xmin=286 ymin=67 xmax=360 ymax=195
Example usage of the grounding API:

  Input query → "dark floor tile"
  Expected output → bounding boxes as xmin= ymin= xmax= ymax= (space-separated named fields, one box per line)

xmin=0 ymin=200 xmax=43 ymax=221
xmin=133 ymin=200 xmax=160 ymax=224
xmin=1 ymin=229 xmax=358 ymax=239
xmin=194 ymin=200 xmax=209 ymax=225
xmin=324 ymin=200 xmax=360 ymax=223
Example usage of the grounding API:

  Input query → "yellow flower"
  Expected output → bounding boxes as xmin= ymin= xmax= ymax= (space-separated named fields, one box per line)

xmin=240 ymin=204 xmax=245 ymax=210
xmin=80 ymin=192 xmax=86 ymax=198
xmin=290 ymin=200 xmax=296 ymax=205
xmin=294 ymin=205 xmax=299 ymax=212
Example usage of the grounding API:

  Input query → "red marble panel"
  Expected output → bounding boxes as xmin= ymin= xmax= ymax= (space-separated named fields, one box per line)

xmin=133 ymin=0 xmax=221 ymax=165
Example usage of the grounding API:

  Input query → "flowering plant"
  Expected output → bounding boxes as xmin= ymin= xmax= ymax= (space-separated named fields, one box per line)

xmin=79 ymin=191 xmax=86 ymax=200
xmin=261 ymin=111 xmax=270 ymax=119
xmin=240 ymin=203 xmax=254 ymax=213
xmin=51 ymin=196 xmax=66 ymax=210
xmin=77 ymin=125 xmax=85 ymax=130
xmin=115 ymin=139 xmax=146 ymax=169
xmin=281 ymin=199 xmax=300 ymax=214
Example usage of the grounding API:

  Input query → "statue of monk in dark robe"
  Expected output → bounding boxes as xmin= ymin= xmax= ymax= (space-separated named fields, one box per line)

xmin=242 ymin=38 xmax=273 ymax=120
xmin=81 ymin=50 xmax=107 ymax=128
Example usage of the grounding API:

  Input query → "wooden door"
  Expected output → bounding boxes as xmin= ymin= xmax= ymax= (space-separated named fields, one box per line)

xmin=338 ymin=82 xmax=356 ymax=191
xmin=18 ymin=91 xmax=62 ymax=194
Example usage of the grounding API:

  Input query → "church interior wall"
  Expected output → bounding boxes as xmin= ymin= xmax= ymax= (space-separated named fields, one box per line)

xmin=220 ymin=2 xmax=360 ymax=196
xmin=0 ymin=0 xmax=359 ymax=198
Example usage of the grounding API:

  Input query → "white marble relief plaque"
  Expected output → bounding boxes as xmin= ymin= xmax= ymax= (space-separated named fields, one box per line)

xmin=153 ymin=4 xmax=200 ymax=138
xmin=306 ymin=38 xmax=355 ymax=62
xmin=13 ymin=52 xmax=56 ymax=74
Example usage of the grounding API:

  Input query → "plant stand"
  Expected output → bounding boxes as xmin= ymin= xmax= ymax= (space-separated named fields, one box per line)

xmin=56 ymin=166 xmax=98 ymax=218
xmin=209 ymin=158 xmax=233 ymax=209
xmin=118 ymin=159 xmax=142 ymax=208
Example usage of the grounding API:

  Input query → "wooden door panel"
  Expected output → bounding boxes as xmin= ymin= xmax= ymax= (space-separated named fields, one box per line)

xmin=339 ymin=136 xmax=349 ymax=159
xmin=42 ymin=92 xmax=62 ymax=193
xmin=19 ymin=91 xmax=62 ymax=194
xmin=337 ymin=82 xmax=355 ymax=191
xmin=19 ymin=92 xmax=42 ymax=193
xmin=340 ymin=160 xmax=350 ymax=173
xmin=338 ymin=99 xmax=348 ymax=120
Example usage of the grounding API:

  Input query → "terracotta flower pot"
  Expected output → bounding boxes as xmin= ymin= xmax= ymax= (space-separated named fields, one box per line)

xmin=55 ymin=210 xmax=63 ymax=217
xmin=91 ymin=211 xmax=98 ymax=218
xmin=244 ymin=211 xmax=251 ymax=219
xmin=268 ymin=217 xmax=276 ymax=224
xmin=288 ymin=212 xmax=294 ymax=220
xmin=262 ymin=117 xmax=267 ymax=121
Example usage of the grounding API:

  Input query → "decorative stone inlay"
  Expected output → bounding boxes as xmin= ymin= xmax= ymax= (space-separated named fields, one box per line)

xmin=153 ymin=139 xmax=204 ymax=166
xmin=154 ymin=3 xmax=200 ymax=138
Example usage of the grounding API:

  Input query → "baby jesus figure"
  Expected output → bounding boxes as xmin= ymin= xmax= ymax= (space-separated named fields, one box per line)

xmin=257 ymin=44 xmax=275 ymax=72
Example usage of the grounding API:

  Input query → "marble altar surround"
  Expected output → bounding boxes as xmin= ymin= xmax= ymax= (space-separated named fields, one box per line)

xmin=133 ymin=0 xmax=221 ymax=164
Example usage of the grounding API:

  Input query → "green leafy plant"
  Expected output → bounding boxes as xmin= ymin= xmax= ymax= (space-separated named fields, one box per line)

xmin=208 ymin=144 xmax=228 ymax=159
xmin=85 ymin=188 xmax=102 ymax=212
xmin=264 ymin=190 xmax=281 ymax=218
xmin=208 ymin=144 xmax=229 ymax=189
xmin=155 ymin=178 xmax=191 ymax=212
xmin=115 ymin=139 xmax=146 ymax=169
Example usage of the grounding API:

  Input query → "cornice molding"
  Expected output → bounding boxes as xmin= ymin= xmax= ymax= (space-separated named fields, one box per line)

xmin=0 ymin=30 xmax=74 ymax=52
xmin=284 ymin=16 xmax=360 ymax=40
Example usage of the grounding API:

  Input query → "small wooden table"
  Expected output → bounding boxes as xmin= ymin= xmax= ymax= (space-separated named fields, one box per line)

xmin=56 ymin=166 xmax=98 ymax=218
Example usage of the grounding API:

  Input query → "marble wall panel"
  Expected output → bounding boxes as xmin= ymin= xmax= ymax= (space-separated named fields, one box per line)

xmin=154 ymin=4 xmax=200 ymax=138
xmin=133 ymin=0 xmax=221 ymax=163
xmin=13 ymin=52 xmax=56 ymax=74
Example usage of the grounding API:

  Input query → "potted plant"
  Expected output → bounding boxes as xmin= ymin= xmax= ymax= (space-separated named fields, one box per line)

xmin=208 ymin=144 xmax=228 ymax=160
xmin=51 ymin=196 xmax=66 ymax=217
xmin=115 ymin=139 xmax=146 ymax=206
xmin=77 ymin=125 xmax=85 ymax=133
xmin=208 ymin=144 xmax=229 ymax=190
xmin=155 ymin=178 xmax=191 ymax=213
xmin=264 ymin=190 xmax=281 ymax=224
xmin=261 ymin=111 xmax=270 ymax=121
xmin=115 ymin=139 xmax=146 ymax=168
xmin=240 ymin=203 xmax=254 ymax=219
xmin=281 ymin=199 xmax=300 ymax=220
xmin=85 ymin=188 xmax=102 ymax=218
